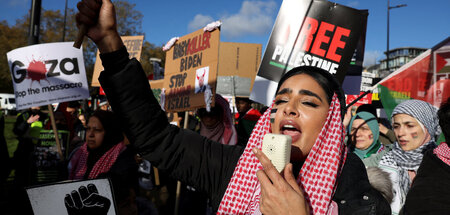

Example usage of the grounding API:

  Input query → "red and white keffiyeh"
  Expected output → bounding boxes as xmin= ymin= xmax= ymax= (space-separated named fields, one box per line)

xmin=217 ymin=94 xmax=347 ymax=215
xmin=69 ymin=142 xmax=126 ymax=180
xmin=434 ymin=143 xmax=450 ymax=166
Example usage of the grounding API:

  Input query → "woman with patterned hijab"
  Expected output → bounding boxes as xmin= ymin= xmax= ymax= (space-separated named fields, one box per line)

xmin=75 ymin=1 xmax=390 ymax=214
xmin=379 ymin=100 xmax=441 ymax=214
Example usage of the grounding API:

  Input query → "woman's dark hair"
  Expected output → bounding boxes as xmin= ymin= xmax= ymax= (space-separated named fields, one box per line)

xmin=197 ymin=105 xmax=223 ymax=119
xmin=276 ymin=66 xmax=346 ymax=119
xmin=90 ymin=110 xmax=124 ymax=147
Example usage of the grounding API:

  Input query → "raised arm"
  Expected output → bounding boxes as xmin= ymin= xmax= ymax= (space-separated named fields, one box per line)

xmin=75 ymin=0 xmax=123 ymax=53
xmin=75 ymin=1 xmax=244 ymax=211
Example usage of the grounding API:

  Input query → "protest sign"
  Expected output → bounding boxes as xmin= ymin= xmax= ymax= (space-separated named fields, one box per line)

xmin=7 ymin=42 xmax=89 ymax=110
xmin=216 ymin=42 xmax=262 ymax=97
xmin=27 ymin=178 xmax=116 ymax=215
xmin=162 ymin=28 xmax=220 ymax=112
xmin=346 ymin=92 xmax=372 ymax=107
xmin=91 ymin=35 xmax=144 ymax=87
xmin=250 ymin=0 xmax=368 ymax=105
xmin=34 ymin=129 xmax=70 ymax=183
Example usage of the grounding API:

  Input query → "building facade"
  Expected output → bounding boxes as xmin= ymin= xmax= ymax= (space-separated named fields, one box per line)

xmin=378 ymin=47 xmax=427 ymax=78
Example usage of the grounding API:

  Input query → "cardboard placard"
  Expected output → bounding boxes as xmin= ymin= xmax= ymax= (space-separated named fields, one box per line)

xmin=162 ymin=29 xmax=220 ymax=112
xmin=7 ymin=42 xmax=90 ymax=110
xmin=91 ymin=35 xmax=144 ymax=87
xmin=250 ymin=0 xmax=368 ymax=105
xmin=216 ymin=42 xmax=262 ymax=97
xmin=27 ymin=178 xmax=117 ymax=215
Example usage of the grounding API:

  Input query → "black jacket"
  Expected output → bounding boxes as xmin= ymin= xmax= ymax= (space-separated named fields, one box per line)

xmin=99 ymin=47 xmax=390 ymax=214
xmin=401 ymin=149 xmax=450 ymax=215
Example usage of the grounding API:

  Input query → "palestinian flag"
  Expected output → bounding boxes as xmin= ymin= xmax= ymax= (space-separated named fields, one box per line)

xmin=376 ymin=50 xmax=433 ymax=118
xmin=374 ymin=37 xmax=450 ymax=119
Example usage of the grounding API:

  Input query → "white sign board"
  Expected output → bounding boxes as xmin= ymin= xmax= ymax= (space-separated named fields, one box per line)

xmin=7 ymin=42 xmax=89 ymax=110
xmin=26 ymin=178 xmax=116 ymax=215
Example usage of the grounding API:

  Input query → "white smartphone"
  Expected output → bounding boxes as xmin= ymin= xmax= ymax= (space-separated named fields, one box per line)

xmin=261 ymin=133 xmax=292 ymax=172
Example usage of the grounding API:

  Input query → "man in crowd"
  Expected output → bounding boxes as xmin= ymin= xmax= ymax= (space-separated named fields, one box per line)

xmin=234 ymin=97 xmax=261 ymax=146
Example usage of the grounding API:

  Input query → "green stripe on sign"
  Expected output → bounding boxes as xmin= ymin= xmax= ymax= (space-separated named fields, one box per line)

xmin=269 ymin=61 xmax=291 ymax=70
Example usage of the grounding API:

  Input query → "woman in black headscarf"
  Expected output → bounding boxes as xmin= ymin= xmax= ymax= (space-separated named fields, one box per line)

xmin=67 ymin=110 xmax=138 ymax=214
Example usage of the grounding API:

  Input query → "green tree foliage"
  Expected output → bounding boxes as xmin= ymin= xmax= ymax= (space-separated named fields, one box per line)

xmin=114 ymin=0 xmax=143 ymax=36
xmin=0 ymin=20 xmax=27 ymax=93
xmin=112 ymin=0 xmax=165 ymax=79
xmin=0 ymin=1 xmax=166 ymax=94
xmin=141 ymin=41 xmax=166 ymax=79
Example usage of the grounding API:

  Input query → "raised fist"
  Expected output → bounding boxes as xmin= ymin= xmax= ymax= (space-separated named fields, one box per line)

xmin=64 ymin=183 xmax=111 ymax=215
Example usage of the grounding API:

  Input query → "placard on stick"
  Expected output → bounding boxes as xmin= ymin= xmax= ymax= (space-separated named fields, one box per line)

xmin=7 ymin=42 xmax=89 ymax=110
xmin=162 ymin=29 xmax=220 ymax=112
xmin=91 ymin=35 xmax=144 ymax=87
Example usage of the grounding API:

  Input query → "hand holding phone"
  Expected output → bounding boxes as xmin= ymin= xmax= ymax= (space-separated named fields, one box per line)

xmin=261 ymin=133 xmax=292 ymax=172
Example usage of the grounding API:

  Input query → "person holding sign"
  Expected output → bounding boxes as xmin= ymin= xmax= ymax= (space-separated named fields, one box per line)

xmin=75 ymin=0 xmax=390 ymax=214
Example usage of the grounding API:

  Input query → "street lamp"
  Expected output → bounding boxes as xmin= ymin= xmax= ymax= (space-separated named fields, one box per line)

xmin=387 ymin=0 xmax=407 ymax=73
xmin=62 ymin=0 xmax=68 ymax=42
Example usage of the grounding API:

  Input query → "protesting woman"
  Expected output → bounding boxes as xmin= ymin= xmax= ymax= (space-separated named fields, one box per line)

xmin=347 ymin=111 xmax=394 ymax=205
xmin=348 ymin=111 xmax=389 ymax=167
xmin=75 ymin=0 xmax=390 ymax=214
xmin=67 ymin=110 xmax=138 ymax=214
xmin=378 ymin=100 xmax=441 ymax=214
xmin=197 ymin=94 xmax=238 ymax=146
xmin=401 ymin=98 xmax=450 ymax=214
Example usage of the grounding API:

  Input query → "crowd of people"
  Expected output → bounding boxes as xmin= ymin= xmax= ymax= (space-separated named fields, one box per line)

xmin=0 ymin=0 xmax=448 ymax=214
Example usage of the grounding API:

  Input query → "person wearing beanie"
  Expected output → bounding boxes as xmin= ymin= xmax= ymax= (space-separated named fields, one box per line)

xmin=379 ymin=99 xmax=441 ymax=214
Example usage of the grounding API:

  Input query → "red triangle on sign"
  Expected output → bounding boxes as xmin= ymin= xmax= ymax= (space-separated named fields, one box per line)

xmin=436 ymin=52 xmax=450 ymax=73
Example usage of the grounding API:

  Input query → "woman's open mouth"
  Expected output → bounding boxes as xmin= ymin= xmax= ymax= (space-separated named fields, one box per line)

xmin=398 ymin=140 xmax=408 ymax=146
xmin=280 ymin=120 xmax=301 ymax=143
